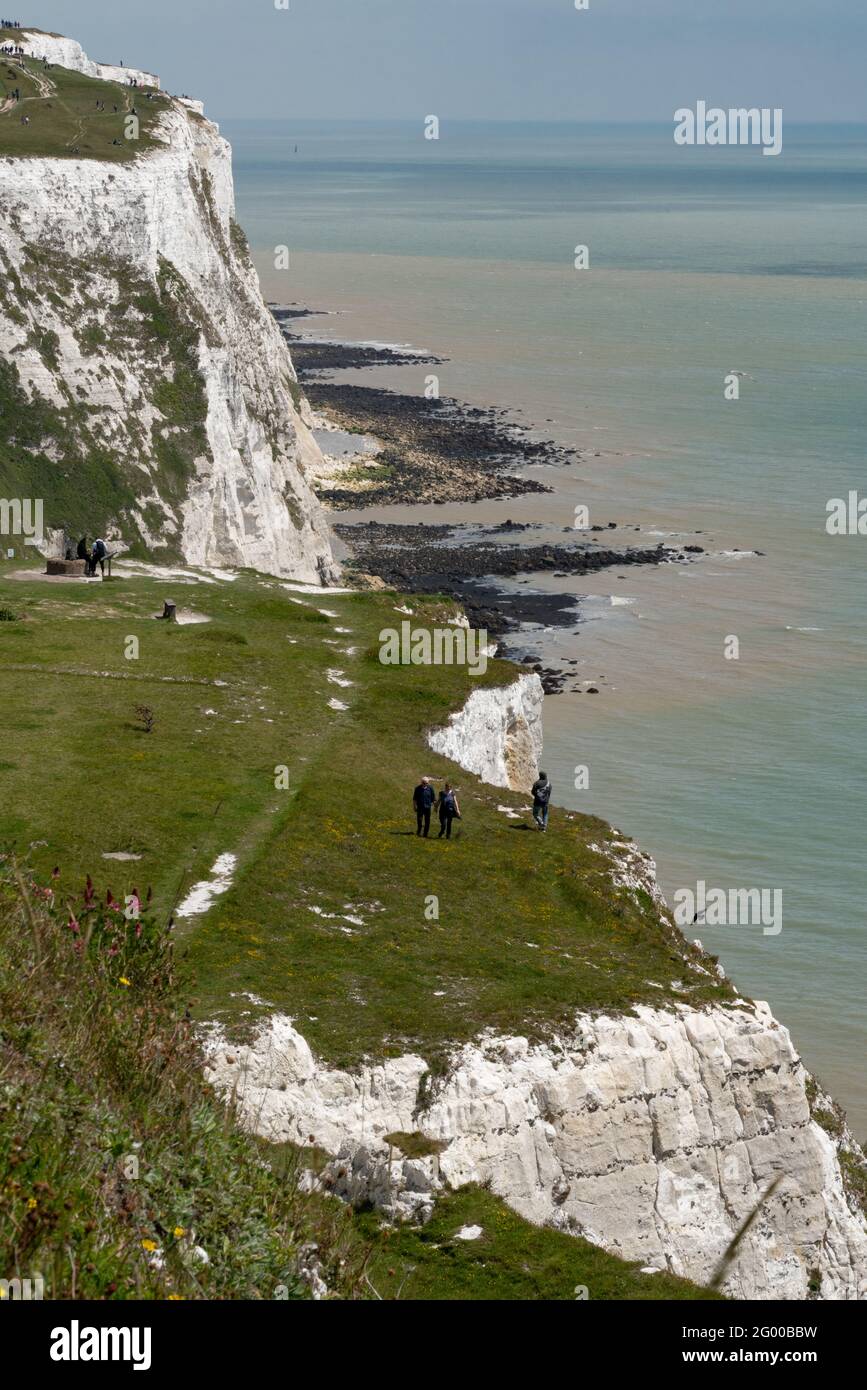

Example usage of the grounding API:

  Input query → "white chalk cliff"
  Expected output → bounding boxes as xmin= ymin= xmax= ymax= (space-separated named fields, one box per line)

xmin=16 ymin=30 xmax=160 ymax=88
xmin=427 ymin=672 xmax=544 ymax=792
xmin=205 ymin=678 xmax=867 ymax=1300
xmin=0 ymin=33 xmax=336 ymax=581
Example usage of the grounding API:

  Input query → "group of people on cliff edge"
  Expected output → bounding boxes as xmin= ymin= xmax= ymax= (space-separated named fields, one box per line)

xmin=412 ymin=771 xmax=553 ymax=839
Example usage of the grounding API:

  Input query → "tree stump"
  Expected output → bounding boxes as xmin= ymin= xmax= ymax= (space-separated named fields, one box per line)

xmin=159 ymin=601 xmax=177 ymax=622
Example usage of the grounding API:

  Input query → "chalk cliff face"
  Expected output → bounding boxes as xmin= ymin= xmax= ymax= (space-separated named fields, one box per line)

xmin=17 ymin=30 xmax=160 ymax=87
xmin=0 ymin=35 xmax=337 ymax=581
xmin=205 ymin=678 xmax=867 ymax=1300
xmin=427 ymin=673 xmax=544 ymax=792
xmin=205 ymin=937 xmax=867 ymax=1301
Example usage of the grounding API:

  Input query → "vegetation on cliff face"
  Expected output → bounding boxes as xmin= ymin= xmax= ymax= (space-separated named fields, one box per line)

xmin=0 ymin=249 xmax=209 ymax=556
xmin=805 ymin=1076 xmax=867 ymax=1218
xmin=356 ymin=1189 xmax=722 ymax=1301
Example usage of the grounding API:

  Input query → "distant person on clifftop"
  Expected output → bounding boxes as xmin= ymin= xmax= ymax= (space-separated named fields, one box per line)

xmin=413 ymin=776 xmax=435 ymax=838
xmin=88 ymin=538 xmax=107 ymax=577
xmin=437 ymin=783 xmax=461 ymax=840
xmin=531 ymin=772 xmax=552 ymax=832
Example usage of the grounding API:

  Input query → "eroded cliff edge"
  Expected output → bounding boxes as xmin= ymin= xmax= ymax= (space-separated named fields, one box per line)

xmin=204 ymin=675 xmax=867 ymax=1300
xmin=0 ymin=33 xmax=336 ymax=581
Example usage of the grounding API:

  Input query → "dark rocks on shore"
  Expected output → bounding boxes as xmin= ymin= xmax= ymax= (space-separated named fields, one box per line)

xmin=337 ymin=521 xmax=669 ymax=587
xmin=304 ymin=381 xmax=563 ymax=508
xmin=277 ymin=325 xmax=577 ymax=509
xmin=337 ymin=520 xmax=673 ymax=637
xmin=289 ymin=340 xmax=445 ymax=373
xmin=270 ymin=304 xmax=323 ymax=323
xmin=270 ymin=309 xmax=729 ymax=691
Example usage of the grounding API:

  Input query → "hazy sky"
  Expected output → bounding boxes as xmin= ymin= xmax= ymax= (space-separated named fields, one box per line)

xmin=25 ymin=0 xmax=867 ymax=122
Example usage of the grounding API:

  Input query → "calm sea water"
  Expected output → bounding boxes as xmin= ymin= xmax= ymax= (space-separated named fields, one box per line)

xmin=225 ymin=119 xmax=867 ymax=1136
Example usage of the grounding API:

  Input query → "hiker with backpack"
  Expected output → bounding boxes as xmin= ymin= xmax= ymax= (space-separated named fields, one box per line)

xmin=437 ymin=782 xmax=461 ymax=840
xmin=531 ymin=771 xmax=552 ymax=832
xmin=88 ymin=537 xmax=108 ymax=577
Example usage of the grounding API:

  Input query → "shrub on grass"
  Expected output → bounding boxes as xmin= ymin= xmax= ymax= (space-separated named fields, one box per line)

xmin=134 ymin=704 xmax=155 ymax=734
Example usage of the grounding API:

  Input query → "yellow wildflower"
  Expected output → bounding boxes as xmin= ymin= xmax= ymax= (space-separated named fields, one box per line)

xmin=141 ymin=1239 xmax=157 ymax=1252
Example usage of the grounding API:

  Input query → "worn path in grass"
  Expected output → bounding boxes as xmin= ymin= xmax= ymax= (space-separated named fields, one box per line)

xmin=0 ymin=557 xmax=732 ymax=1075
xmin=0 ymin=40 xmax=167 ymax=160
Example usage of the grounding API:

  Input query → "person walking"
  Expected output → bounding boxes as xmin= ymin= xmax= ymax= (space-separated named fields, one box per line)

xmin=531 ymin=771 xmax=552 ymax=832
xmin=437 ymin=782 xmax=461 ymax=840
xmin=413 ymin=776 xmax=435 ymax=838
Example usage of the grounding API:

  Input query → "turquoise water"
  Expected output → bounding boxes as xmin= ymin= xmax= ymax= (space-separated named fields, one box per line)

xmin=227 ymin=119 xmax=867 ymax=1135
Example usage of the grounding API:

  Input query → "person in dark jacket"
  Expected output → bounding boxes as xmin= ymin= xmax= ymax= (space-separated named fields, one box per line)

xmin=531 ymin=772 xmax=552 ymax=832
xmin=76 ymin=536 xmax=89 ymax=562
xmin=413 ymin=776 xmax=435 ymax=837
xmin=89 ymin=537 xmax=108 ymax=577
xmin=437 ymin=782 xmax=461 ymax=839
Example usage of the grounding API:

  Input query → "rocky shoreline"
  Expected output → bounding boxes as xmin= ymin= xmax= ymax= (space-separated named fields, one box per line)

xmin=279 ymin=313 xmax=578 ymax=507
xmin=275 ymin=307 xmax=706 ymax=672
xmin=335 ymin=518 xmax=693 ymax=639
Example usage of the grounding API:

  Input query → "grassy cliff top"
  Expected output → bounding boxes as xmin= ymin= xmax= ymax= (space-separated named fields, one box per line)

xmin=0 ymin=42 xmax=169 ymax=161
xmin=0 ymin=863 xmax=720 ymax=1300
xmin=0 ymin=558 xmax=733 ymax=1072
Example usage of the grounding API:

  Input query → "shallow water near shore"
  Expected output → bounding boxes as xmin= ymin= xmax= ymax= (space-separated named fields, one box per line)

xmin=229 ymin=119 xmax=867 ymax=1136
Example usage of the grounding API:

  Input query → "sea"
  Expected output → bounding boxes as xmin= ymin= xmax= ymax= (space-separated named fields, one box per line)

xmin=224 ymin=117 xmax=867 ymax=1137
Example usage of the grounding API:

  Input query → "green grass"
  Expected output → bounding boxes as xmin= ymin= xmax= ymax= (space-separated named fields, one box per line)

xmin=0 ymin=861 xmax=369 ymax=1300
xmin=357 ymin=1189 xmax=724 ymax=1301
xmin=0 ymin=558 xmax=733 ymax=1075
xmin=382 ymin=1132 xmax=447 ymax=1159
xmin=0 ymin=40 xmax=168 ymax=161
xmin=0 ymin=556 xmax=734 ymax=1299
xmin=0 ymin=863 xmax=720 ymax=1301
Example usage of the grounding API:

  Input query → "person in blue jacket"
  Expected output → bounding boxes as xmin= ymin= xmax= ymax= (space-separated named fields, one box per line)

xmin=531 ymin=772 xmax=552 ymax=832
xmin=437 ymin=782 xmax=461 ymax=840
xmin=413 ymin=776 xmax=435 ymax=837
